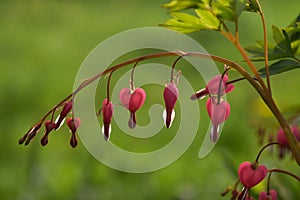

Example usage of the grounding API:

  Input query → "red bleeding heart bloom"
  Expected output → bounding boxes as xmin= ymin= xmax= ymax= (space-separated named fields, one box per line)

xmin=206 ymin=97 xmax=230 ymax=142
xmin=55 ymin=101 xmax=73 ymax=130
xmin=277 ymin=126 xmax=300 ymax=146
xmin=101 ymin=99 xmax=114 ymax=141
xmin=66 ymin=117 xmax=81 ymax=148
xmin=191 ymin=74 xmax=234 ymax=100
xmin=238 ymin=162 xmax=268 ymax=189
xmin=40 ymin=120 xmax=56 ymax=146
xmin=119 ymin=87 xmax=146 ymax=129
xmin=163 ymin=82 xmax=178 ymax=128
xmin=259 ymin=189 xmax=278 ymax=200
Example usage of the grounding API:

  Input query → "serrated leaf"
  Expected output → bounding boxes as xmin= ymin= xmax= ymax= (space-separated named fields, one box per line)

xmin=246 ymin=24 xmax=296 ymax=61
xmin=212 ymin=0 xmax=236 ymax=21
xmin=161 ymin=12 xmax=205 ymax=33
xmin=195 ymin=9 xmax=220 ymax=29
xmin=162 ymin=0 xmax=203 ymax=12
xmin=258 ymin=59 xmax=300 ymax=77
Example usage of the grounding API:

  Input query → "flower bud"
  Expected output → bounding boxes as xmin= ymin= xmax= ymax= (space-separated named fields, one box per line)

xmin=41 ymin=120 xmax=56 ymax=146
xmin=55 ymin=101 xmax=73 ymax=130
xmin=163 ymin=82 xmax=178 ymax=128
xmin=66 ymin=117 xmax=81 ymax=148
xmin=101 ymin=99 xmax=113 ymax=141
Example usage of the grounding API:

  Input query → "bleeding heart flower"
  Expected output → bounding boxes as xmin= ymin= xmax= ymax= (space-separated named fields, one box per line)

xmin=238 ymin=162 xmax=268 ymax=189
xmin=66 ymin=117 xmax=81 ymax=148
xmin=119 ymin=87 xmax=146 ymax=129
xmin=101 ymin=99 xmax=113 ymax=141
xmin=55 ymin=101 xmax=73 ymax=130
xmin=277 ymin=126 xmax=300 ymax=146
xmin=119 ymin=88 xmax=131 ymax=109
xmin=191 ymin=75 xmax=234 ymax=100
xmin=206 ymin=97 xmax=230 ymax=142
xmin=259 ymin=189 xmax=278 ymax=200
xmin=163 ymin=82 xmax=178 ymax=128
xmin=41 ymin=120 xmax=56 ymax=146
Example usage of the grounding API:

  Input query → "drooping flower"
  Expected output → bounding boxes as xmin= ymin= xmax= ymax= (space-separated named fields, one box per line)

xmin=276 ymin=125 xmax=300 ymax=159
xmin=238 ymin=162 xmax=268 ymax=189
xmin=66 ymin=117 xmax=81 ymax=148
xmin=55 ymin=101 xmax=73 ymax=129
xmin=259 ymin=189 xmax=278 ymax=200
xmin=101 ymin=99 xmax=114 ymax=141
xmin=119 ymin=87 xmax=146 ymax=129
xmin=163 ymin=82 xmax=178 ymax=128
xmin=277 ymin=126 xmax=300 ymax=146
xmin=40 ymin=120 xmax=56 ymax=146
xmin=190 ymin=75 xmax=234 ymax=100
xmin=206 ymin=97 xmax=230 ymax=142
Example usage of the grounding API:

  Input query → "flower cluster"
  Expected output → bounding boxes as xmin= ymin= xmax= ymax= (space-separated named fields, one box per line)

xmin=191 ymin=74 xmax=234 ymax=142
xmin=222 ymin=138 xmax=300 ymax=200
xmin=19 ymin=101 xmax=81 ymax=148
xmin=256 ymin=125 xmax=300 ymax=159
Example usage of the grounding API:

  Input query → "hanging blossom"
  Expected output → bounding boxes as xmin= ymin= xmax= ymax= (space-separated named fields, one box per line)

xmin=119 ymin=87 xmax=146 ymax=129
xmin=101 ymin=99 xmax=114 ymax=141
xmin=191 ymin=74 xmax=234 ymax=142
xmin=259 ymin=189 xmax=278 ymax=200
xmin=206 ymin=97 xmax=230 ymax=142
xmin=190 ymin=74 xmax=234 ymax=100
xmin=238 ymin=161 xmax=268 ymax=199
xmin=19 ymin=100 xmax=81 ymax=148
xmin=276 ymin=125 xmax=300 ymax=159
xmin=163 ymin=82 xmax=178 ymax=128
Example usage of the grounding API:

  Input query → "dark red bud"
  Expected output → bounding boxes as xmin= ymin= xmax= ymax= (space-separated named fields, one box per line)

xmin=66 ymin=118 xmax=81 ymax=134
xmin=55 ymin=101 xmax=73 ymax=129
xmin=40 ymin=120 xmax=56 ymax=146
xmin=163 ymin=82 xmax=178 ymax=128
xmin=65 ymin=118 xmax=80 ymax=148
xmin=101 ymin=99 xmax=113 ymax=141
xmin=22 ymin=123 xmax=42 ymax=145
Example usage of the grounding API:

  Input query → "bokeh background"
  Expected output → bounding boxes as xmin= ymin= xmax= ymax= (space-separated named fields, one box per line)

xmin=1 ymin=0 xmax=299 ymax=199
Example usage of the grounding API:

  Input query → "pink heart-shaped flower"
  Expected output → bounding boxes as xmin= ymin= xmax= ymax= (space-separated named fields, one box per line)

xmin=259 ymin=189 xmax=277 ymax=200
xmin=119 ymin=88 xmax=131 ymax=109
xmin=128 ymin=88 xmax=146 ymax=113
xmin=238 ymin=162 xmax=268 ymax=188
xmin=206 ymin=98 xmax=230 ymax=125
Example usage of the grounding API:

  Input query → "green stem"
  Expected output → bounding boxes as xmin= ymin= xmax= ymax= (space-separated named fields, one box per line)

xmin=268 ymin=168 xmax=300 ymax=182
xmin=255 ymin=0 xmax=271 ymax=95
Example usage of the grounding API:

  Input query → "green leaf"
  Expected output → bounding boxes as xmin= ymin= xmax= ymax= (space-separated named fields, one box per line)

xmin=160 ymin=12 xmax=205 ymax=33
xmin=258 ymin=59 xmax=300 ymax=77
xmin=246 ymin=25 xmax=296 ymax=61
xmin=212 ymin=0 xmax=246 ymax=21
xmin=162 ymin=0 xmax=203 ymax=12
xmin=195 ymin=9 xmax=220 ymax=29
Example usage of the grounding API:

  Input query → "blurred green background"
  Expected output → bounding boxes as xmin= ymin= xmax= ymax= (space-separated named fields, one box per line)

xmin=1 ymin=0 xmax=300 ymax=199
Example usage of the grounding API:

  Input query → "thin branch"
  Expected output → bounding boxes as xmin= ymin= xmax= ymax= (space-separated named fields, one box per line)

xmin=255 ymin=0 xmax=271 ymax=95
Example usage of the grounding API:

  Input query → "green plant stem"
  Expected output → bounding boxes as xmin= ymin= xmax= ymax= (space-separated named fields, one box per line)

xmin=268 ymin=168 xmax=300 ymax=182
xmin=255 ymin=0 xmax=271 ymax=95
